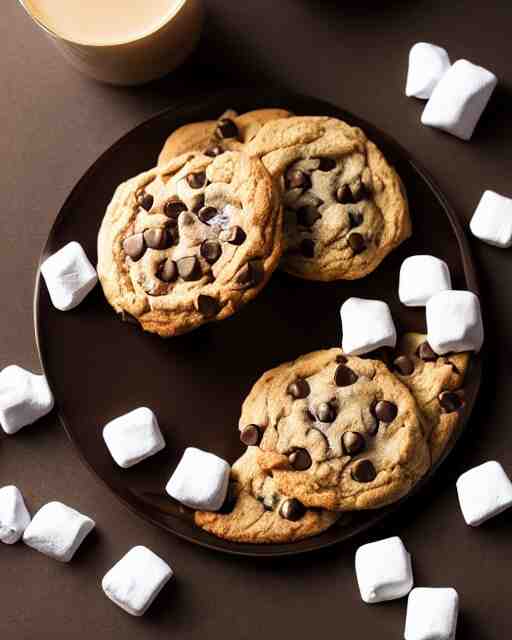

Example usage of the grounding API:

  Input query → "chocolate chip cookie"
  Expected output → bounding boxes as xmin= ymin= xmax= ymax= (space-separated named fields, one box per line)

xmin=97 ymin=150 xmax=282 ymax=337
xmin=245 ymin=116 xmax=411 ymax=281
xmin=237 ymin=349 xmax=430 ymax=512
xmin=158 ymin=108 xmax=293 ymax=167
xmin=195 ymin=447 xmax=340 ymax=543
xmin=392 ymin=333 xmax=470 ymax=464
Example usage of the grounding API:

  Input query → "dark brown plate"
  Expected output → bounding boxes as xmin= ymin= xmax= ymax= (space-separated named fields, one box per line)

xmin=34 ymin=89 xmax=481 ymax=556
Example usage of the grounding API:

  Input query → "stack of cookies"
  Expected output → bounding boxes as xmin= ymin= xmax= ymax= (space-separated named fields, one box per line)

xmin=97 ymin=109 xmax=472 ymax=544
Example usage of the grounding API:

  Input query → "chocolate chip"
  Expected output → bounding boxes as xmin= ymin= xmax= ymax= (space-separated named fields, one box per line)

xmin=439 ymin=391 xmax=463 ymax=412
xmin=348 ymin=232 xmax=366 ymax=253
xmin=366 ymin=417 xmax=379 ymax=437
xmin=200 ymin=240 xmax=222 ymax=264
xmin=348 ymin=211 xmax=364 ymax=228
xmin=336 ymin=184 xmax=356 ymax=204
xmin=216 ymin=118 xmax=238 ymax=139
xmin=296 ymin=206 xmax=321 ymax=228
xmin=218 ymin=482 xmax=238 ymax=514
xmin=236 ymin=260 xmax=263 ymax=287
xmin=287 ymin=378 xmax=310 ymax=399
xmin=136 ymin=191 xmax=153 ymax=211
xmin=157 ymin=258 xmax=177 ymax=283
xmin=393 ymin=355 xmax=414 ymax=376
xmin=143 ymin=228 xmax=171 ymax=250
xmin=351 ymin=459 xmax=376 ymax=483
xmin=205 ymin=144 xmax=223 ymax=157
xmin=192 ymin=194 xmax=205 ymax=213
xmin=286 ymin=169 xmax=311 ymax=190
xmin=289 ymin=448 xmax=312 ymax=471
xmin=373 ymin=400 xmax=398 ymax=423
xmin=299 ymin=238 xmax=315 ymax=258
xmin=198 ymin=206 xmax=218 ymax=224
xmin=196 ymin=294 xmax=219 ymax=317
xmin=417 ymin=341 xmax=437 ymax=361
xmin=186 ymin=171 xmax=207 ymax=189
xmin=334 ymin=364 xmax=358 ymax=386
xmin=123 ymin=233 xmax=145 ymax=261
xmin=221 ymin=226 xmax=246 ymax=245
xmin=164 ymin=199 xmax=187 ymax=219
xmin=342 ymin=431 xmax=366 ymax=456
xmin=240 ymin=424 xmax=262 ymax=446
xmin=336 ymin=354 xmax=348 ymax=364
xmin=317 ymin=157 xmax=337 ymax=171
xmin=317 ymin=402 xmax=336 ymax=423
xmin=352 ymin=182 xmax=370 ymax=201
xmin=279 ymin=498 xmax=306 ymax=521
xmin=177 ymin=256 xmax=201 ymax=281
xmin=305 ymin=409 xmax=316 ymax=422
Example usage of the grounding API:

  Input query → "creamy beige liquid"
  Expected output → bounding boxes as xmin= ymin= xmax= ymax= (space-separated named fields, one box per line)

xmin=24 ymin=0 xmax=182 ymax=45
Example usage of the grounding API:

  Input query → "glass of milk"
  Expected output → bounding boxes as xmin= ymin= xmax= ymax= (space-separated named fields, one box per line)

xmin=18 ymin=0 xmax=203 ymax=85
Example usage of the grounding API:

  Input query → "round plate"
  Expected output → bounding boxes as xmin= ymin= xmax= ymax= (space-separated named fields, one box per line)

xmin=34 ymin=89 xmax=481 ymax=556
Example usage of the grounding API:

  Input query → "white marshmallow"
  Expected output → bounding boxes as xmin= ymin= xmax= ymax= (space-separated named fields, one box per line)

xmin=405 ymin=588 xmax=459 ymax=640
xmin=40 ymin=241 xmax=98 ymax=311
xmin=102 ymin=545 xmax=173 ymax=616
xmin=103 ymin=407 xmax=165 ymax=469
xmin=399 ymin=255 xmax=452 ymax=307
xmin=0 ymin=365 xmax=54 ymax=435
xmin=456 ymin=460 xmax=512 ymax=526
xmin=355 ymin=536 xmax=413 ymax=604
xmin=421 ymin=59 xmax=497 ymax=140
xmin=166 ymin=447 xmax=230 ymax=511
xmin=426 ymin=290 xmax=483 ymax=354
xmin=23 ymin=501 xmax=95 ymax=562
xmin=0 ymin=486 xmax=31 ymax=544
xmin=470 ymin=190 xmax=512 ymax=248
xmin=340 ymin=297 xmax=397 ymax=356
xmin=406 ymin=42 xmax=451 ymax=99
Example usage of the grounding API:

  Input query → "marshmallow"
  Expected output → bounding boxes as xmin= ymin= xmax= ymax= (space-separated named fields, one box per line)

xmin=23 ymin=501 xmax=95 ymax=562
xmin=355 ymin=536 xmax=413 ymax=604
xmin=103 ymin=407 xmax=165 ymax=469
xmin=0 ymin=365 xmax=54 ymax=435
xmin=426 ymin=290 xmax=483 ymax=354
xmin=406 ymin=42 xmax=451 ymax=99
xmin=40 ymin=241 xmax=98 ymax=311
xmin=399 ymin=255 xmax=452 ymax=307
xmin=0 ymin=486 xmax=31 ymax=544
xmin=166 ymin=447 xmax=230 ymax=511
xmin=470 ymin=190 xmax=512 ymax=248
xmin=421 ymin=59 xmax=497 ymax=140
xmin=405 ymin=588 xmax=459 ymax=640
xmin=102 ymin=545 xmax=173 ymax=616
xmin=456 ymin=460 xmax=512 ymax=526
xmin=340 ymin=297 xmax=397 ymax=356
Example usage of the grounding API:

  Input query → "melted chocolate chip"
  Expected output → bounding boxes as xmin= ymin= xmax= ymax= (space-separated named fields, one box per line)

xmin=334 ymin=364 xmax=358 ymax=386
xmin=123 ymin=233 xmax=145 ymax=261
xmin=299 ymin=238 xmax=315 ymax=258
xmin=317 ymin=157 xmax=337 ymax=172
xmin=342 ymin=431 xmax=366 ymax=456
xmin=240 ymin=424 xmax=262 ymax=446
xmin=137 ymin=191 xmax=153 ymax=211
xmin=393 ymin=355 xmax=415 ymax=376
xmin=336 ymin=184 xmax=356 ymax=204
xmin=348 ymin=211 xmax=364 ymax=228
xmin=348 ymin=232 xmax=366 ymax=253
xmin=186 ymin=171 xmax=207 ymax=189
xmin=289 ymin=448 xmax=312 ymax=471
xmin=143 ymin=228 xmax=171 ymax=250
xmin=287 ymin=378 xmax=310 ymax=399
xmin=216 ymin=118 xmax=238 ymax=139
xmin=236 ymin=260 xmax=263 ymax=287
xmin=205 ymin=144 xmax=223 ymax=157
xmin=279 ymin=498 xmax=306 ymax=521
xmin=164 ymin=199 xmax=187 ymax=219
xmin=373 ymin=400 xmax=398 ymax=423
xmin=196 ymin=294 xmax=219 ymax=318
xmin=286 ymin=169 xmax=311 ymax=190
xmin=417 ymin=341 xmax=437 ymax=361
xmin=198 ymin=206 xmax=218 ymax=224
xmin=177 ymin=256 xmax=201 ymax=281
xmin=157 ymin=258 xmax=177 ymax=283
xmin=296 ymin=206 xmax=321 ymax=227
xmin=439 ymin=390 xmax=463 ymax=412
xmin=200 ymin=240 xmax=222 ymax=264
xmin=218 ymin=482 xmax=238 ymax=514
xmin=351 ymin=459 xmax=376 ymax=483
xmin=317 ymin=402 xmax=336 ymax=423
xmin=221 ymin=226 xmax=246 ymax=245
xmin=352 ymin=182 xmax=370 ymax=201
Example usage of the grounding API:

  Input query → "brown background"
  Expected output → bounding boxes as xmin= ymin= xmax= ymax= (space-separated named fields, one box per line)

xmin=1 ymin=1 xmax=511 ymax=638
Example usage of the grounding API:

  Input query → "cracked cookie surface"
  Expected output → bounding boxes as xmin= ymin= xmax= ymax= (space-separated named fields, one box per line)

xmin=97 ymin=150 xmax=282 ymax=337
xmin=237 ymin=348 xmax=430 ymax=512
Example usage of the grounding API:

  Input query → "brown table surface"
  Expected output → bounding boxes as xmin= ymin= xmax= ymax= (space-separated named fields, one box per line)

xmin=1 ymin=1 xmax=511 ymax=638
